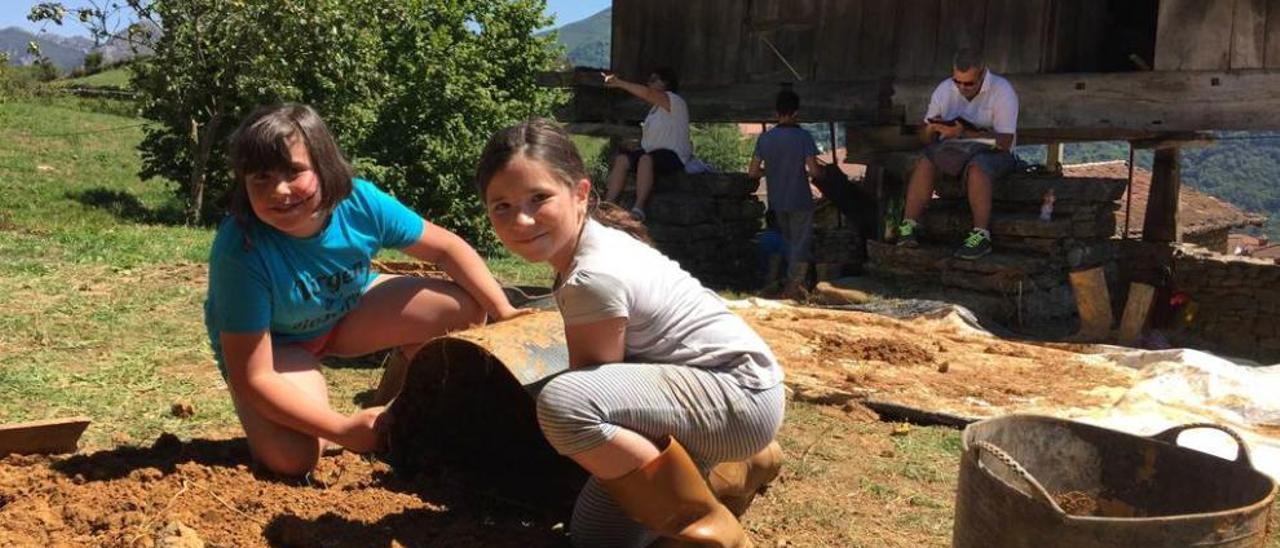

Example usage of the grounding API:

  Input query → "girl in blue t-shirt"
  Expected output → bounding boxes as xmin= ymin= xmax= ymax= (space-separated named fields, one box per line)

xmin=206 ymin=103 xmax=527 ymax=476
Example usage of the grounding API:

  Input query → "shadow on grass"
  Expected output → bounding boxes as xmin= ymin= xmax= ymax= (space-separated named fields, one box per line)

xmin=67 ymin=187 xmax=186 ymax=225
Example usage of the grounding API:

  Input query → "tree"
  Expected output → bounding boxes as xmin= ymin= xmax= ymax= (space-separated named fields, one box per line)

xmin=31 ymin=0 xmax=564 ymax=250
xmin=82 ymin=51 xmax=104 ymax=75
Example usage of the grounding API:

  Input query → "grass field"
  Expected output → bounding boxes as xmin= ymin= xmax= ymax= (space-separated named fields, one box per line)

xmin=57 ymin=67 xmax=132 ymax=89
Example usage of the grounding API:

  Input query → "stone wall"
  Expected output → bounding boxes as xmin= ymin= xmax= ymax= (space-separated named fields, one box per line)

xmin=1168 ymin=244 xmax=1280 ymax=362
xmin=1183 ymin=227 xmax=1231 ymax=255
xmin=867 ymin=173 xmax=1127 ymax=327
xmin=632 ymin=173 xmax=764 ymax=290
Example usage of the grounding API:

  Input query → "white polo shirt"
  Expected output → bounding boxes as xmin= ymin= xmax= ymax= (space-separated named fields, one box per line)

xmin=924 ymin=70 xmax=1019 ymax=144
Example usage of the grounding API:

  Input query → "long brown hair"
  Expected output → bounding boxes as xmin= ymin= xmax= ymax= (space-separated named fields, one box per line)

xmin=475 ymin=118 xmax=651 ymax=244
xmin=227 ymin=103 xmax=354 ymax=226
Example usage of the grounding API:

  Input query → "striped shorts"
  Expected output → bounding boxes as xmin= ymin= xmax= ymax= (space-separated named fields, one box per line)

xmin=536 ymin=362 xmax=786 ymax=548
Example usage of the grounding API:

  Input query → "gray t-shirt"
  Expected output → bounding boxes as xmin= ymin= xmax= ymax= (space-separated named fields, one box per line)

xmin=754 ymin=125 xmax=819 ymax=212
xmin=555 ymin=219 xmax=784 ymax=390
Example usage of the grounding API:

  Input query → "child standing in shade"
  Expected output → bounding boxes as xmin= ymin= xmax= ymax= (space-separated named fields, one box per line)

xmin=206 ymin=103 xmax=525 ymax=476
xmin=748 ymin=89 xmax=822 ymax=296
xmin=476 ymin=118 xmax=784 ymax=547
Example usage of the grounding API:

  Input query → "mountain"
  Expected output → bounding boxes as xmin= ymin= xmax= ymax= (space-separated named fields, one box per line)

xmin=543 ymin=8 xmax=611 ymax=69
xmin=2 ymin=24 xmax=152 ymax=73
xmin=1 ymin=27 xmax=90 ymax=72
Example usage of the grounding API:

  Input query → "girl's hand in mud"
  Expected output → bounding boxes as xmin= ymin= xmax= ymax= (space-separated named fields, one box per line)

xmin=339 ymin=406 xmax=388 ymax=454
xmin=490 ymin=306 xmax=537 ymax=324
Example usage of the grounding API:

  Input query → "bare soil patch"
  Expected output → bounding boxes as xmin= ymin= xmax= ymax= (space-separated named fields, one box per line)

xmin=741 ymin=307 xmax=1137 ymax=418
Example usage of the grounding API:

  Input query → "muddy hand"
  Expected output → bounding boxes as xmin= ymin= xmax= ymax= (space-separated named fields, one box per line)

xmin=340 ymin=406 xmax=388 ymax=454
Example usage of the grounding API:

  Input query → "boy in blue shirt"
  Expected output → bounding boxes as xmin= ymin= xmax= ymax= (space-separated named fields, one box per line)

xmin=748 ymin=90 xmax=821 ymax=297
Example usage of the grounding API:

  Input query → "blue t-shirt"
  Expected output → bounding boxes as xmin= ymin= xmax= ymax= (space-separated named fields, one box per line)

xmin=204 ymin=178 xmax=424 ymax=368
xmin=754 ymin=125 xmax=819 ymax=212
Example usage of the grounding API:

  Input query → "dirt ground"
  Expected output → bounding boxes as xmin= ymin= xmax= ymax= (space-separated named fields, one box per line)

xmin=742 ymin=305 xmax=1138 ymax=419
xmin=0 ymin=302 xmax=1260 ymax=547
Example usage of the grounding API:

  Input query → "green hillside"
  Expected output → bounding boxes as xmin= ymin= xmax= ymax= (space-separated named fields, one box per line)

xmin=545 ymin=8 xmax=610 ymax=68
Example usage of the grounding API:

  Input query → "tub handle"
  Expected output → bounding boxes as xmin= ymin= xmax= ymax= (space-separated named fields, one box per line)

xmin=1149 ymin=423 xmax=1254 ymax=468
xmin=973 ymin=441 xmax=1060 ymax=510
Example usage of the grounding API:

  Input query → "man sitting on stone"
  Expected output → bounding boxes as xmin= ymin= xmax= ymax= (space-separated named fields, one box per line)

xmin=749 ymin=89 xmax=821 ymax=296
xmin=896 ymin=48 xmax=1019 ymax=260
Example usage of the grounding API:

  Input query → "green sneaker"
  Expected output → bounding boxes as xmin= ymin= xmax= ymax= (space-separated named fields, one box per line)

xmin=955 ymin=229 xmax=992 ymax=260
xmin=896 ymin=220 xmax=920 ymax=248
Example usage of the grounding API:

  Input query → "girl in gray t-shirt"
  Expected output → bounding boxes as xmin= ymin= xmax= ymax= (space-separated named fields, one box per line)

xmin=475 ymin=119 xmax=785 ymax=547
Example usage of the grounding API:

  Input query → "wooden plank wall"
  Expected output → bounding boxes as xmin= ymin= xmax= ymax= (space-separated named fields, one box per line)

xmin=612 ymin=0 xmax=1280 ymax=88
xmin=1042 ymin=0 xmax=1109 ymax=73
xmin=1157 ymin=0 xmax=1280 ymax=70
xmin=1154 ymin=0 xmax=1237 ymax=70
xmin=612 ymin=0 xmax=1062 ymax=85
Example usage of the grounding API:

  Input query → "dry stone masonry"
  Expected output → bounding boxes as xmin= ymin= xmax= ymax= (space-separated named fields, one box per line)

xmin=1170 ymin=245 xmax=1280 ymax=362
xmin=631 ymin=173 xmax=765 ymax=289
xmin=867 ymin=173 xmax=1127 ymax=327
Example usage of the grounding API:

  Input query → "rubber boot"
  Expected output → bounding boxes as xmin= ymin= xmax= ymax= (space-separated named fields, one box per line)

xmin=708 ymin=441 xmax=783 ymax=517
xmin=600 ymin=437 xmax=752 ymax=548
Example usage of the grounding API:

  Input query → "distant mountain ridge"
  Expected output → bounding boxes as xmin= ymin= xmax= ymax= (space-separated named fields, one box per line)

xmin=544 ymin=7 xmax=611 ymax=68
xmin=2 ymin=25 xmax=149 ymax=73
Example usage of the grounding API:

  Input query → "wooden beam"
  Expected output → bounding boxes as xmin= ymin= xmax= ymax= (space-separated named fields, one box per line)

xmin=894 ymin=71 xmax=1280 ymax=133
xmin=1143 ymin=147 xmax=1182 ymax=243
xmin=1129 ymin=132 xmax=1217 ymax=150
xmin=566 ymin=80 xmax=886 ymax=124
xmin=565 ymin=71 xmax=1280 ymax=133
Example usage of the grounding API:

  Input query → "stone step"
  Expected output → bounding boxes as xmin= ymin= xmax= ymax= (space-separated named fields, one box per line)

xmin=650 ymin=172 xmax=760 ymax=197
xmin=866 ymin=240 xmax=1069 ymax=294
xmin=923 ymin=202 xmax=1117 ymax=242
xmin=935 ymin=174 xmax=1126 ymax=204
xmin=645 ymin=193 xmax=764 ymax=226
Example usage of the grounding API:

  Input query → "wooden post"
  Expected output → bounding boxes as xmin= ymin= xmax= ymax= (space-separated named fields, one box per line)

xmin=1118 ymin=282 xmax=1157 ymax=345
xmin=1046 ymin=142 xmax=1063 ymax=173
xmin=1143 ymin=147 xmax=1182 ymax=242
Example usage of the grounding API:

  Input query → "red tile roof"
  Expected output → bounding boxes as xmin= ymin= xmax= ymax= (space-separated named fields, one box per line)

xmin=1062 ymin=161 xmax=1266 ymax=238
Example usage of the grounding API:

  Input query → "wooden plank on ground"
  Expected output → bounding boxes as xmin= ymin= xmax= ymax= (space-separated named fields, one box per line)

xmin=0 ymin=417 xmax=91 ymax=455
xmin=1155 ymin=0 xmax=1234 ymax=70
xmin=1233 ymin=0 xmax=1269 ymax=69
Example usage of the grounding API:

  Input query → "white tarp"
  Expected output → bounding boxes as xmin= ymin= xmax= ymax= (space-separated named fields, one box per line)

xmin=1068 ymin=348 xmax=1280 ymax=480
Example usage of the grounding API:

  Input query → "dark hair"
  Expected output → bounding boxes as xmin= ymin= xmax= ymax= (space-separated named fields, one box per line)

xmin=953 ymin=48 xmax=985 ymax=72
xmin=475 ymin=118 xmax=652 ymax=245
xmin=775 ymin=89 xmax=800 ymax=116
xmin=652 ymin=66 xmax=679 ymax=93
xmin=227 ymin=103 xmax=354 ymax=225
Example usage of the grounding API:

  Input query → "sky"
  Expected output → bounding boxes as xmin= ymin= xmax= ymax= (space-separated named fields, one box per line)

xmin=3 ymin=0 xmax=612 ymax=37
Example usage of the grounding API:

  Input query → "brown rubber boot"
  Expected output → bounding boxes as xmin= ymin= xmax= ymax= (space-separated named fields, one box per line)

xmin=708 ymin=441 xmax=783 ymax=517
xmin=600 ymin=437 xmax=752 ymax=548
